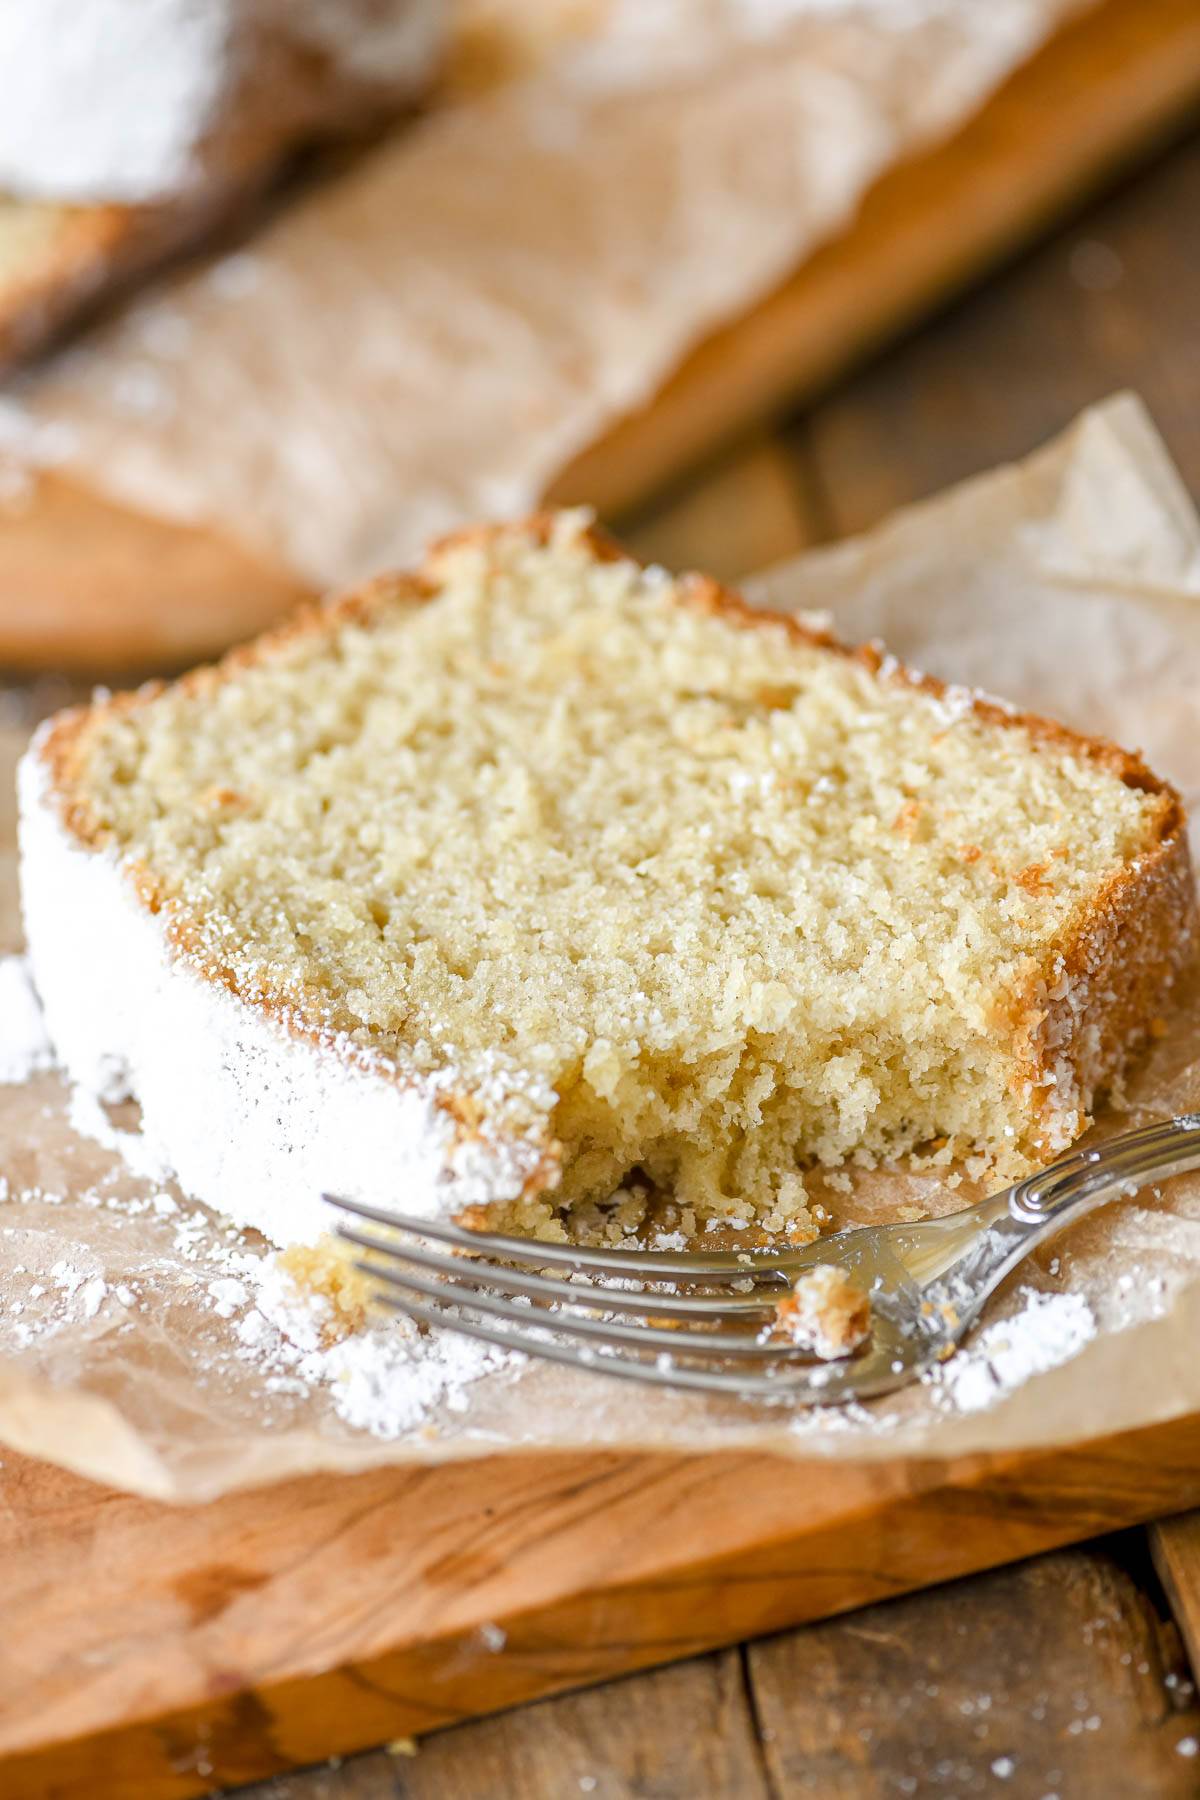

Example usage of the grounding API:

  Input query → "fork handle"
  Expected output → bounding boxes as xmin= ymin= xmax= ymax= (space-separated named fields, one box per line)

xmin=930 ymin=1114 xmax=1200 ymax=1327
xmin=1008 ymin=1112 xmax=1200 ymax=1229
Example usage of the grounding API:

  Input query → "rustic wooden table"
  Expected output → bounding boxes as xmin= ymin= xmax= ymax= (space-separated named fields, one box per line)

xmin=174 ymin=122 xmax=1200 ymax=1800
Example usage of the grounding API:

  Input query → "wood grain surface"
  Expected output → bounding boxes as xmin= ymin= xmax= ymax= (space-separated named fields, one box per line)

xmin=1 ymin=0 xmax=1199 ymax=674
xmin=243 ymin=1545 xmax=1200 ymax=1800
xmin=0 ymin=471 xmax=311 ymax=670
xmin=8 ymin=1417 xmax=1200 ymax=1799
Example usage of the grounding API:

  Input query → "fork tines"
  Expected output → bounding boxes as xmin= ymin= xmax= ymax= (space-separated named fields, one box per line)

xmin=323 ymin=1194 xmax=915 ymax=1404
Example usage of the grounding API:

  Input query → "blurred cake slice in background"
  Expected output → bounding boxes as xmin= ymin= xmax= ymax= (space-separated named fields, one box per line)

xmin=0 ymin=0 xmax=445 ymax=371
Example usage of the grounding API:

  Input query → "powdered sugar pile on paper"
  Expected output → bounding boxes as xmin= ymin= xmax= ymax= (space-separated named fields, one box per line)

xmin=926 ymin=1290 xmax=1095 ymax=1415
xmin=246 ymin=1258 xmax=517 ymax=1438
xmin=0 ymin=952 xmax=519 ymax=1447
xmin=0 ymin=1122 xmax=518 ymax=1451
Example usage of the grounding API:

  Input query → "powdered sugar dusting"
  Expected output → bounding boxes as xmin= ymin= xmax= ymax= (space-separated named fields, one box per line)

xmin=66 ymin=1085 xmax=175 ymax=1184
xmin=0 ymin=956 xmax=54 ymax=1084
xmin=0 ymin=0 xmax=443 ymax=204
xmin=18 ymin=743 xmax=552 ymax=1248
xmin=926 ymin=1288 xmax=1095 ymax=1414
xmin=252 ymin=1258 xmax=518 ymax=1436
xmin=0 ymin=1162 xmax=517 ymax=1439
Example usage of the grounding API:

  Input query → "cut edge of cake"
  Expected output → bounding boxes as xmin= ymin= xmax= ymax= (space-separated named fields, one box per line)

xmin=18 ymin=512 xmax=1197 ymax=1252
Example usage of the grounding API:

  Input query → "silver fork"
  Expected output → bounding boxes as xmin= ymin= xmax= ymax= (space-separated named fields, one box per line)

xmin=325 ymin=1114 xmax=1200 ymax=1405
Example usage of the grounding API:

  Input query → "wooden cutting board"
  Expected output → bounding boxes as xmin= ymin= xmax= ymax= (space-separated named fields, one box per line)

xmin=4 ymin=1416 xmax=1200 ymax=1798
xmin=2 ymin=0 xmax=1199 ymax=674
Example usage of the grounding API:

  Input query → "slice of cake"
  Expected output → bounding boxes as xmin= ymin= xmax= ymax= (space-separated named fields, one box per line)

xmin=0 ymin=1 xmax=443 ymax=207
xmin=0 ymin=198 xmax=135 ymax=369
xmin=19 ymin=512 xmax=1195 ymax=1248
xmin=0 ymin=1 xmax=443 ymax=373
xmin=773 ymin=1265 xmax=871 ymax=1361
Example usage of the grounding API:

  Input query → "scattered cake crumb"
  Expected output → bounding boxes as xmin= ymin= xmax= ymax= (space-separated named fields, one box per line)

xmin=774 ymin=1262 xmax=871 ymax=1359
xmin=277 ymin=1238 xmax=373 ymax=1337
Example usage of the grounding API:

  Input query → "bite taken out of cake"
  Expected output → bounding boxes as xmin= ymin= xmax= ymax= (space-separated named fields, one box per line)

xmin=18 ymin=511 xmax=1196 ymax=1251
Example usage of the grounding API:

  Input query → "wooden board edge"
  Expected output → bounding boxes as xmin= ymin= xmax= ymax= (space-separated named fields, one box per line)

xmin=1150 ymin=1510 xmax=1200 ymax=1674
xmin=550 ymin=0 xmax=1200 ymax=517
xmin=7 ymin=1409 xmax=1200 ymax=1798
xmin=0 ymin=469 xmax=313 ymax=673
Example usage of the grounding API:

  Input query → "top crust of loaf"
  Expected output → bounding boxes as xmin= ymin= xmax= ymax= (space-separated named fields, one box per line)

xmin=0 ymin=0 xmax=444 ymax=207
xmin=0 ymin=186 xmax=255 ymax=374
xmin=40 ymin=510 xmax=1189 ymax=825
xmin=0 ymin=199 xmax=136 ymax=368
xmin=32 ymin=512 xmax=1197 ymax=1204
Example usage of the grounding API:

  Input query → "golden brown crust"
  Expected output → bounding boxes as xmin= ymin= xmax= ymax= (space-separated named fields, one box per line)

xmin=0 ymin=200 xmax=137 ymax=368
xmin=34 ymin=509 xmax=1198 ymax=1178
xmin=1022 ymin=823 xmax=1195 ymax=1153
xmin=0 ymin=175 xmax=277 ymax=374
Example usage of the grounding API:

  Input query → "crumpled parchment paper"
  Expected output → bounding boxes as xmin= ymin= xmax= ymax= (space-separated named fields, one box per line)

xmin=3 ymin=392 xmax=1200 ymax=1503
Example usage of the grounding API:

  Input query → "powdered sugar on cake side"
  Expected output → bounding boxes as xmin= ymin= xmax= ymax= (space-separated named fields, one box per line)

xmin=17 ymin=515 xmax=1195 ymax=1250
xmin=17 ymin=741 xmax=556 ymax=1247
